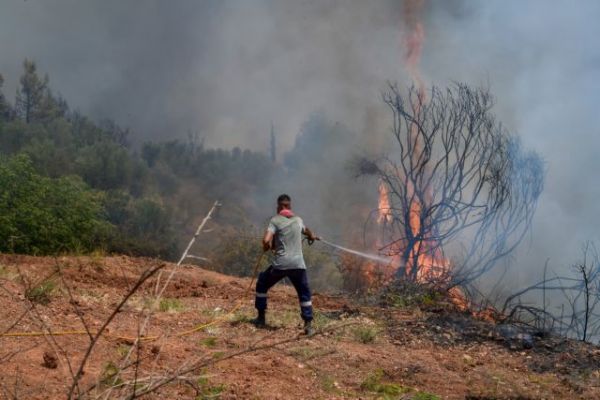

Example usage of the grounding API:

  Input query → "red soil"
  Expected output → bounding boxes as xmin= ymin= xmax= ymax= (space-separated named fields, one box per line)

xmin=0 ymin=255 xmax=598 ymax=399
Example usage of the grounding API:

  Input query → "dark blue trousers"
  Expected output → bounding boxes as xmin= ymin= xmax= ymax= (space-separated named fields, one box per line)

xmin=255 ymin=266 xmax=313 ymax=321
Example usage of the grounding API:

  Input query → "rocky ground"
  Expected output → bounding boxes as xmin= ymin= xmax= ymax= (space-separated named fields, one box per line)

xmin=0 ymin=254 xmax=599 ymax=399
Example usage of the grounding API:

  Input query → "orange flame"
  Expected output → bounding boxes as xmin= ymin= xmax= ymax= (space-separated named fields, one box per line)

xmin=377 ymin=180 xmax=393 ymax=224
xmin=403 ymin=0 xmax=426 ymax=97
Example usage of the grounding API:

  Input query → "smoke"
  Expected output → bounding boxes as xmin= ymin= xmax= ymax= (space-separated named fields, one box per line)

xmin=1 ymin=0 xmax=599 ymax=282
xmin=0 ymin=0 xmax=406 ymax=151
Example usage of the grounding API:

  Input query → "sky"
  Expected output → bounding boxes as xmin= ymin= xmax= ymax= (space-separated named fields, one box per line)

xmin=1 ymin=0 xmax=599 ymax=282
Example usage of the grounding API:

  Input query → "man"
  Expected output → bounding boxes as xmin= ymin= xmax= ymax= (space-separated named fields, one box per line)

xmin=254 ymin=194 xmax=320 ymax=335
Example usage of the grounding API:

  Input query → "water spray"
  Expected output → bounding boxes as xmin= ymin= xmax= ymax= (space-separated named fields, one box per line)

xmin=319 ymin=238 xmax=392 ymax=264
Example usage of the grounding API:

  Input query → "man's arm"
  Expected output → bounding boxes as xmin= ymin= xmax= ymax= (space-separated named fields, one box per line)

xmin=262 ymin=230 xmax=274 ymax=252
xmin=302 ymin=226 xmax=320 ymax=244
xmin=263 ymin=218 xmax=277 ymax=252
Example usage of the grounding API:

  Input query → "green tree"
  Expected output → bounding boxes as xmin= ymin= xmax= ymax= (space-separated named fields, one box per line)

xmin=0 ymin=154 xmax=111 ymax=254
xmin=74 ymin=141 xmax=137 ymax=190
xmin=15 ymin=59 xmax=58 ymax=123
xmin=0 ymin=63 xmax=286 ymax=263
xmin=141 ymin=142 xmax=161 ymax=167
xmin=0 ymin=119 xmax=31 ymax=155
xmin=212 ymin=228 xmax=264 ymax=277
xmin=0 ymin=73 xmax=12 ymax=121
xmin=104 ymin=193 xmax=178 ymax=259
xmin=21 ymin=118 xmax=76 ymax=177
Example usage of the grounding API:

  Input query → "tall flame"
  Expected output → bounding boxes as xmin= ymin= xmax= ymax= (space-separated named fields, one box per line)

xmin=375 ymin=0 xmax=451 ymax=284
xmin=403 ymin=0 xmax=426 ymax=97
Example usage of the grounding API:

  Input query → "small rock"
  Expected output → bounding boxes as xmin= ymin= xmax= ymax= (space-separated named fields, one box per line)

xmin=42 ymin=351 xmax=58 ymax=369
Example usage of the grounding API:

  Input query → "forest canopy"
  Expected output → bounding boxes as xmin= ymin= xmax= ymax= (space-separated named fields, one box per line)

xmin=0 ymin=59 xmax=360 ymax=290
xmin=0 ymin=60 xmax=278 ymax=259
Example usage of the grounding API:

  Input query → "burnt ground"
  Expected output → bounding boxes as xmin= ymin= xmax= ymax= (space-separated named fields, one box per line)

xmin=0 ymin=254 xmax=599 ymax=399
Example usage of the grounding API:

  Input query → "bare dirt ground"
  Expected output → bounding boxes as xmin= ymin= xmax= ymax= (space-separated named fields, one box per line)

xmin=1 ymin=254 xmax=599 ymax=399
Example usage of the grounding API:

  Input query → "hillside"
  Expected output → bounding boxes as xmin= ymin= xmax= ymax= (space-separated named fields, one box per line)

xmin=1 ymin=255 xmax=599 ymax=399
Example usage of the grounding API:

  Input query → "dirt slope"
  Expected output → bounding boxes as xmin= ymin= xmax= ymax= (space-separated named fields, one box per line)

xmin=0 ymin=255 xmax=599 ymax=399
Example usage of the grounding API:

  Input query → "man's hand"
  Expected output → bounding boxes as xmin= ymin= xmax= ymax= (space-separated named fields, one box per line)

xmin=262 ymin=241 xmax=271 ymax=252
xmin=307 ymin=237 xmax=321 ymax=245
xmin=303 ymin=227 xmax=320 ymax=245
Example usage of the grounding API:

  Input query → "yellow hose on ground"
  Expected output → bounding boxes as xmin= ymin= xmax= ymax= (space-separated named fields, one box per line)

xmin=0 ymin=253 xmax=265 ymax=341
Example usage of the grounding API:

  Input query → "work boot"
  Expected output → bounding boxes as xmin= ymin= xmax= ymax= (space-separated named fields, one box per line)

xmin=252 ymin=310 xmax=266 ymax=328
xmin=304 ymin=320 xmax=314 ymax=336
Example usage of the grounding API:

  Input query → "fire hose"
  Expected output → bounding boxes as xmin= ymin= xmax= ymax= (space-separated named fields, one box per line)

xmin=319 ymin=238 xmax=392 ymax=264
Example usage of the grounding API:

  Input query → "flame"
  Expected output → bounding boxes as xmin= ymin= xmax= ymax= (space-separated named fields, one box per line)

xmin=390 ymin=1 xmax=478 ymax=313
xmin=409 ymin=195 xmax=421 ymax=237
xmin=377 ymin=180 xmax=393 ymax=224
xmin=402 ymin=0 xmax=426 ymax=97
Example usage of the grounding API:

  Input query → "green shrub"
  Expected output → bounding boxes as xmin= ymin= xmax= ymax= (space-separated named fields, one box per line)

xmin=361 ymin=369 xmax=440 ymax=400
xmin=25 ymin=279 xmax=56 ymax=305
xmin=352 ymin=325 xmax=379 ymax=344
xmin=382 ymin=280 xmax=443 ymax=308
xmin=310 ymin=310 xmax=333 ymax=330
xmin=159 ymin=298 xmax=183 ymax=313
xmin=199 ymin=337 xmax=217 ymax=348
xmin=360 ymin=369 xmax=408 ymax=396
xmin=100 ymin=361 xmax=122 ymax=387
xmin=197 ymin=374 xmax=226 ymax=400
xmin=229 ymin=312 xmax=252 ymax=326
xmin=116 ymin=344 xmax=131 ymax=358
xmin=104 ymin=192 xmax=179 ymax=260
xmin=320 ymin=374 xmax=341 ymax=394
xmin=211 ymin=228 xmax=264 ymax=277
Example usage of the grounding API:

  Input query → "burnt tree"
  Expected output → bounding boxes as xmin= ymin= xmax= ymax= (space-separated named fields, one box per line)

xmin=365 ymin=83 xmax=544 ymax=286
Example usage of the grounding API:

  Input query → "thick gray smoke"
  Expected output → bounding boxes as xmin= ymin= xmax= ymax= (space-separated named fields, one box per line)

xmin=1 ymin=0 xmax=599 ymax=283
xmin=0 ymin=0 xmax=406 ymax=151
